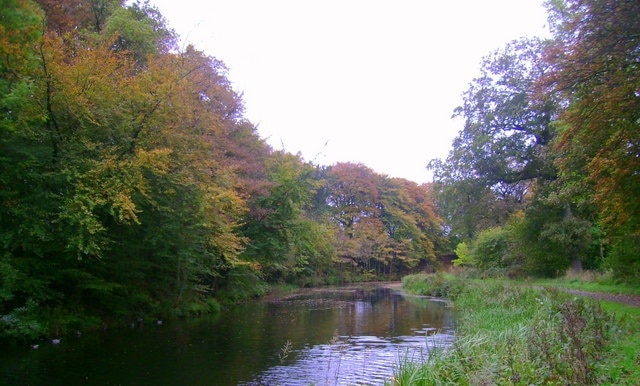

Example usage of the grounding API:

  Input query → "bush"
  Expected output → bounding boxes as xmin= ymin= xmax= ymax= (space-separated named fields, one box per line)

xmin=402 ymin=273 xmax=467 ymax=300
xmin=453 ymin=242 xmax=473 ymax=267
xmin=471 ymin=227 xmax=510 ymax=271
xmin=606 ymin=234 xmax=640 ymax=284
xmin=527 ymin=298 xmax=613 ymax=384
xmin=0 ymin=300 xmax=47 ymax=342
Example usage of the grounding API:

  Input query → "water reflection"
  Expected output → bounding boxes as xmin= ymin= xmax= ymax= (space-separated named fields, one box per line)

xmin=0 ymin=286 xmax=453 ymax=386
xmin=247 ymin=287 xmax=453 ymax=385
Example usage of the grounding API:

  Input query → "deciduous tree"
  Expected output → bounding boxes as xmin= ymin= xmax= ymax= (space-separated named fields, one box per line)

xmin=544 ymin=0 xmax=640 ymax=274
xmin=429 ymin=38 xmax=558 ymax=241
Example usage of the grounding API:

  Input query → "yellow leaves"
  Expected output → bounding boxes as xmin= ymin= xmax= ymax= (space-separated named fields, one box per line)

xmin=44 ymin=35 xmax=135 ymax=129
xmin=134 ymin=148 xmax=172 ymax=174
xmin=111 ymin=190 xmax=139 ymax=224
xmin=69 ymin=146 xmax=181 ymax=231
xmin=20 ymin=7 xmax=254 ymax=273
xmin=81 ymin=155 xmax=143 ymax=225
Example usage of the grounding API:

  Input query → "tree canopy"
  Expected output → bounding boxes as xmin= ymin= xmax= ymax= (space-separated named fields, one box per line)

xmin=4 ymin=0 xmax=637 ymax=343
xmin=429 ymin=0 xmax=640 ymax=281
xmin=0 ymin=0 xmax=445 ymax=341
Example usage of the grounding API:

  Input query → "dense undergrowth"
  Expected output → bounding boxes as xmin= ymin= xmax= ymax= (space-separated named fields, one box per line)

xmin=394 ymin=273 xmax=640 ymax=385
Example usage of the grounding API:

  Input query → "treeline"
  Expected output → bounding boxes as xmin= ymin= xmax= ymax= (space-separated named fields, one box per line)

xmin=429 ymin=0 xmax=640 ymax=282
xmin=0 ymin=0 xmax=445 ymax=340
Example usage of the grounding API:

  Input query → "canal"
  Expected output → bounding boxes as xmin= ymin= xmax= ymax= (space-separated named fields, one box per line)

xmin=1 ymin=284 xmax=454 ymax=385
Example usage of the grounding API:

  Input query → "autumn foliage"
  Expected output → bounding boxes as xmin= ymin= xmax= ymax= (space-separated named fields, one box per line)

xmin=430 ymin=0 xmax=640 ymax=281
xmin=0 ymin=0 xmax=444 ymax=340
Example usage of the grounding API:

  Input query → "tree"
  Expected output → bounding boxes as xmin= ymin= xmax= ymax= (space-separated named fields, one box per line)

xmin=1 ymin=0 xmax=255 ymax=337
xmin=325 ymin=163 xmax=382 ymax=272
xmin=102 ymin=1 xmax=177 ymax=62
xmin=35 ymin=0 xmax=121 ymax=34
xmin=379 ymin=178 xmax=444 ymax=273
xmin=543 ymin=0 xmax=640 ymax=280
xmin=325 ymin=164 xmax=444 ymax=278
xmin=427 ymin=34 xmax=611 ymax=277
xmin=0 ymin=1 xmax=54 ymax=339
xmin=239 ymin=152 xmax=334 ymax=283
xmin=429 ymin=38 xmax=558 ymax=241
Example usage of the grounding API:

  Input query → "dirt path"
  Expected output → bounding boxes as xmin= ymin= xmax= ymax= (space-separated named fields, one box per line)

xmin=559 ymin=289 xmax=640 ymax=308
xmin=395 ymin=279 xmax=640 ymax=308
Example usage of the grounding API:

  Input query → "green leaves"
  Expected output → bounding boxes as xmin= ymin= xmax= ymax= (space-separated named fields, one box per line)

xmin=544 ymin=0 xmax=640 ymax=279
xmin=239 ymin=152 xmax=332 ymax=281
xmin=427 ymin=1 xmax=640 ymax=282
xmin=429 ymin=38 xmax=559 ymax=244
xmin=1 ymin=0 xmax=259 ymax=337
xmin=102 ymin=1 xmax=176 ymax=62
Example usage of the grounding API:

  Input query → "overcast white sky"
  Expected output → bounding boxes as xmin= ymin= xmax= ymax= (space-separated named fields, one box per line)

xmin=149 ymin=0 xmax=549 ymax=183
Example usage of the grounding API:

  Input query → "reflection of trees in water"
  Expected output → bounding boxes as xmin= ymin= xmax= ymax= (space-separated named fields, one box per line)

xmin=259 ymin=286 xmax=453 ymax=355
xmin=251 ymin=287 xmax=454 ymax=385
xmin=0 ymin=286 xmax=453 ymax=386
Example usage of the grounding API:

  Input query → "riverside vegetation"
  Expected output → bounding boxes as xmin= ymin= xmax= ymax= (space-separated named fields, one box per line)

xmin=394 ymin=273 xmax=640 ymax=385
xmin=0 ymin=1 xmax=446 ymax=343
xmin=3 ymin=0 xmax=640 ymax=348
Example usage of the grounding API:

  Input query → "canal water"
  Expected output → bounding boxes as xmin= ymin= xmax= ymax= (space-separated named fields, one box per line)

xmin=1 ymin=285 xmax=454 ymax=385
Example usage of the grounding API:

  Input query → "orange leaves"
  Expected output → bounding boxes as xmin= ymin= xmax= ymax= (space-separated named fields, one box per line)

xmin=546 ymin=0 xmax=640 ymax=231
xmin=36 ymin=0 xmax=102 ymax=34
xmin=327 ymin=162 xmax=381 ymax=223
xmin=325 ymin=162 xmax=444 ymax=268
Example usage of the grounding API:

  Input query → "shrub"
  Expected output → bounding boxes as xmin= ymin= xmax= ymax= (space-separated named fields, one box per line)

xmin=527 ymin=297 xmax=613 ymax=384
xmin=453 ymin=242 xmax=473 ymax=267
xmin=0 ymin=300 xmax=47 ymax=341
xmin=402 ymin=273 xmax=467 ymax=300
xmin=470 ymin=227 xmax=509 ymax=271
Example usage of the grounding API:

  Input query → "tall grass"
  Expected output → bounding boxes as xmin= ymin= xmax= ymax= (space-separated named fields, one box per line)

xmin=393 ymin=275 xmax=635 ymax=385
xmin=596 ymin=301 xmax=640 ymax=383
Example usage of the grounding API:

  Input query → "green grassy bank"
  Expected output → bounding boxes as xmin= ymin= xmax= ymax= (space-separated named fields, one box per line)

xmin=393 ymin=274 xmax=640 ymax=385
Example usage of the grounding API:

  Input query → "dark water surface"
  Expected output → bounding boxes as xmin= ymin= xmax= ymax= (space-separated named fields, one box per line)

xmin=1 ymin=285 xmax=454 ymax=385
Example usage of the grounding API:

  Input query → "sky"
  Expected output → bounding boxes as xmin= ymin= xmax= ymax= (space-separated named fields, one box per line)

xmin=149 ymin=0 xmax=550 ymax=183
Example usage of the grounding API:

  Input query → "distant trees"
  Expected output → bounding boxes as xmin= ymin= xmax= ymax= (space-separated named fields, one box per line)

xmin=326 ymin=163 xmax=444 ymax=280
xmin=429 ymin=0 xmax=639 ymax=282
xmin=239 ymin=151 xmax=335 ymax=285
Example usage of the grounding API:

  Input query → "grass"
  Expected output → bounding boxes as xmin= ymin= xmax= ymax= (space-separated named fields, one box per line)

xmin=392 ymin=274 xmax=640 ymax=385
xmin=596 ymin=301 xmax=640 ymax=383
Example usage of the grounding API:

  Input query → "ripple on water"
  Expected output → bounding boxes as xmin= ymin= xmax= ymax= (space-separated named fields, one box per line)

xmin=244 ymin=331 xmax=453 ymax=386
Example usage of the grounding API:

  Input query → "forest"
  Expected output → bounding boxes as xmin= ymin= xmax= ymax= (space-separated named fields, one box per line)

xmin=1 ymin=0 xmax=638 ymax=342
